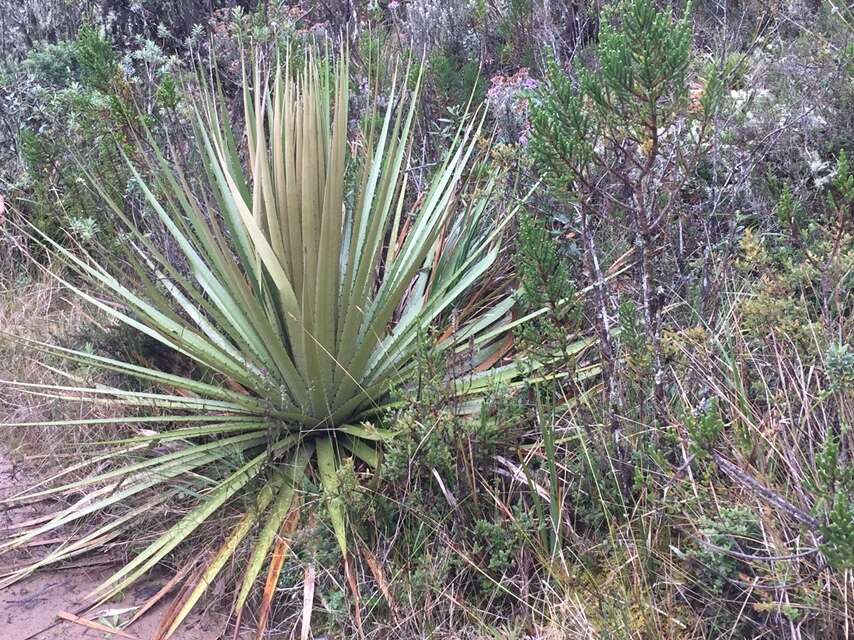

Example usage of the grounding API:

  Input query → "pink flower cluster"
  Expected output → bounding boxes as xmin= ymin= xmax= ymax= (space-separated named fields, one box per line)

xmin=486 ymin=69 xmax=538 ymax=145
xmin=487 ymin=68 xmax=538 ymax=106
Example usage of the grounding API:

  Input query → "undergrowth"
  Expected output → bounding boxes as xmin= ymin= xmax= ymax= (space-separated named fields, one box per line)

xmin=0 ymin=1 xmax=852 ymax=639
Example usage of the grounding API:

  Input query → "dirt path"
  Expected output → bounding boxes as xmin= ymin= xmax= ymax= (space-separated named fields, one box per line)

xmin=0 ymin=447 xmax=225 ymax=640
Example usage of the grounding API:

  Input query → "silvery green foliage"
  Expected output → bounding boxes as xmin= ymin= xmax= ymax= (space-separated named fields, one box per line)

xmin=67 ymin=215 xmax=100 ymax=243
xmin=826 ymin=343 xmax=854 ymax=394
xmin=405 ymin=0 xmax=473 ymax=56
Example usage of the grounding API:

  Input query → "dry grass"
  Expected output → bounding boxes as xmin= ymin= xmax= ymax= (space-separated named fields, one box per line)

xmin=0 ymin=271 xmax=133 ymax=486
xmin=0 ymin=273 xmax=238 ymax=625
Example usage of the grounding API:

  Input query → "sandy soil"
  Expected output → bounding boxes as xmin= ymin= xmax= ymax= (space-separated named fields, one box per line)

xmin=0 ymin=447 xmax=227 ymax=640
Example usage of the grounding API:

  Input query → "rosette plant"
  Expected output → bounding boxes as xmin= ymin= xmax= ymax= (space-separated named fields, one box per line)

xmin=0 ymin=52 xmax=528 ymax=636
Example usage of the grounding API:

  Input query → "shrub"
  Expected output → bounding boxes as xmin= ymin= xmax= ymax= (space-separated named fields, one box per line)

xmin=529 ymin=0 xmax=716 ymax=432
